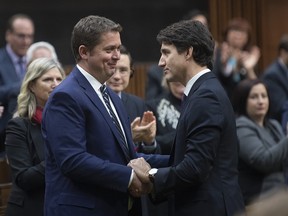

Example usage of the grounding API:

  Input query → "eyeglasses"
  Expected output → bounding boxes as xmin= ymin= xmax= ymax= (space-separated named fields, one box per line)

xmin=12 ymin=32 xmax=34 ymax=41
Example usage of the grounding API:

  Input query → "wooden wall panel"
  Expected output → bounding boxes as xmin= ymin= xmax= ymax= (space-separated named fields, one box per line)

xmin=259 ymin=0 xmax=288 ymax=70
xmin=209 ymin=0 xmax=288 ymax=74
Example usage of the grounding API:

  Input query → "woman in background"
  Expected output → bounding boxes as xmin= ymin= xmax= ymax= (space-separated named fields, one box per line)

xmin=233 ymin=79 xmax=288 ymax=206
xmin=213 ymin=17 xmax=260 ymax=102
xmin=5 ymin=58 xmax=65 ymax=216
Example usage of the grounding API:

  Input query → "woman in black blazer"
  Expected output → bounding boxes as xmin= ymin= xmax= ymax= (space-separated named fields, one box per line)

xmin=5 ymin=58 xmax=65 ymax=216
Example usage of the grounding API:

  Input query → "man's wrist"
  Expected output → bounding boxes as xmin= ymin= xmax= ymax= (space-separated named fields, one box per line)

xmin=142 ymin=139 xmax=156 ymax=147
xmin=148 ymin=168 xmax=158 ymax=183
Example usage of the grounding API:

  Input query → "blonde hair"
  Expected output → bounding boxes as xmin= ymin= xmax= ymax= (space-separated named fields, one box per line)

xmin=17 ymin=58 xmax=65 ymax=119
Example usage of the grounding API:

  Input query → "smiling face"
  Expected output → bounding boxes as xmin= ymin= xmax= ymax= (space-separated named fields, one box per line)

xmin=80 ymin=31 xmax=121 ymax=84
xmin=246 ymin=83 xmax=269 ymax=124
xmin=158 ymin=43 xmax=187 ymax=84
xmin=106 ymin=53 xmax=131 ymax=94
xmin=30 ymin=68 xmax=63 ymax=107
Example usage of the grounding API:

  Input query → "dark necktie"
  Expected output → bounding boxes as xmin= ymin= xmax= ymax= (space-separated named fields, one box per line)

xmin=100 ymin=85 xmax=130 ymax=159
xmin=18 ymin=58 xmax=25 ymax=79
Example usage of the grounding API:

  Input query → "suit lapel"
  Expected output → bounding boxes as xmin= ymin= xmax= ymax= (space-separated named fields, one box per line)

xmin=29 ymin=122 xmax=45 ymax=160
xmin=170 ymin=72 xmax=215 ymax=164
xmin=107 ymin=88 xmax=136 ymax=159
xmin=73 ymin=68 xmax=133 ymax=161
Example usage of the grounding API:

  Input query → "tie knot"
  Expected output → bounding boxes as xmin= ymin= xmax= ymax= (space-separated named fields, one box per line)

xmin=100 ymin=85 xmax=107 ymax=93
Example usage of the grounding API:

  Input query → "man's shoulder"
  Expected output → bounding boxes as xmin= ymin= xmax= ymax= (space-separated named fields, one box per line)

xmin=123 ymin=92 xmax=143 ymax=102
xmin=263 ymin=60 xmax=282 ymax=77
xmin=0 ymin=47 xmax=10 ymax=61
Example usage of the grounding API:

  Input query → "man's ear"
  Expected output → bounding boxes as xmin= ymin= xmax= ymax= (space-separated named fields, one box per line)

xmin=79 ymin=45 xmax=89 ymax=60
xmin=185 ymin=47 xmax=193 ymax=60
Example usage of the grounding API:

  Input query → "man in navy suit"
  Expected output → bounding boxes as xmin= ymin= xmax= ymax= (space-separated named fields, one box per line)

xmin=42 ymin=15 xmax=168 ymax=216
xmin=262 ymin=34 xmax=288 ymax=130
xmin=129 ymin=20 xmax=245 ymax=216
xmin=0 ymin=14 xmax=34 ymax=153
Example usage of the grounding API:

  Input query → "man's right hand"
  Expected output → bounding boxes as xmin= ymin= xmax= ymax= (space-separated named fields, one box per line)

xmin=128 ymin=170 xmax=152 ymax=197
xmin=128 ymin=157 xmax=151 ymax=184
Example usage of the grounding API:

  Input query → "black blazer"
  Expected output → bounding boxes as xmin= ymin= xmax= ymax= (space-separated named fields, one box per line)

xmin=153 ymin=72 xmax=245 ymax=216
xmin=121 ymin=92 xmax=146 ymax=123
xmin=5 ymin=117 xmax=45 ymax=216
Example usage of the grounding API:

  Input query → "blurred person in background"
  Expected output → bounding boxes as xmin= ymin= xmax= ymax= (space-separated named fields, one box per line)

xmin=261 ymin=34 xmax=288 ymax=132
xmin=213 ymin=17 xmax=260 ymax=102
xmin=0 ymin=13 xmax=34 ymax=153
xmin=233 ymin=79 xmax=288 ymax=206
xmin=5 ymin=58 xmax=65 ymax=216
xmin=26 ymin=41 xmax=59 ymax=65
xmin=146 ymin=78 xmax=184 ymax=155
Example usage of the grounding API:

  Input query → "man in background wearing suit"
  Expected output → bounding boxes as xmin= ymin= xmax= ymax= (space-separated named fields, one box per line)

xmin=106 ymin=45 xmax=158 ymax=154
xmin=42 ymin=15 xmax=168 ymax=216
xmin=0 ymin=14 xmax=34 ymax=153
xmin=262 ymin=34 xmax=288 ymax=131
xmin=129 ymin=20 xmax=245 ymax=216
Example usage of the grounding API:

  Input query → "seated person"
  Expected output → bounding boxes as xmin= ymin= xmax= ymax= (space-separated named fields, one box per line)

xmin=233 ymin=79 xmax=288 ymax=205
xmin=146 ymin=77 xmax=184 ymax=154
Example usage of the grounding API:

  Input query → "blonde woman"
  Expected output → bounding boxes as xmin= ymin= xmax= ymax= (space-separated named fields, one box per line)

xmin=5 ymin=58 xmax=65 ymax=216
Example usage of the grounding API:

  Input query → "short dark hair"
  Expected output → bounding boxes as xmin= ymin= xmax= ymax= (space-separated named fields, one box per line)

xmin=119 ymin=45 xmax=135 ymax=77
xmin=71 ymin=15 xmax=122 ymax=62
xmin=156 ymin=20 xmax=214 ymax=70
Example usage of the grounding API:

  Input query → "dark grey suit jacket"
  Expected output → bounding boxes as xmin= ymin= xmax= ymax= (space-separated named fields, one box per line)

xmin=236 ymin=116 xmax=288 ymax=204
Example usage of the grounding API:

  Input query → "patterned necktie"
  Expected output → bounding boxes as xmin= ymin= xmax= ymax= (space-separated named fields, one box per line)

xmin=100 ymin=85 xmax=130 ymax=160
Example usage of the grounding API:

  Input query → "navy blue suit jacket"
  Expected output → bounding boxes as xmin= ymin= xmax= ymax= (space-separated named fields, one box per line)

xmin=0 ymin=47 xmax=22 ymax=135
xmin=153 ymin=72 xmax=245 ymax=216
xmin=262 ymin=60 xmax=288 ymax=122
xmin=42 ymin=67 xmax=168 ymax=216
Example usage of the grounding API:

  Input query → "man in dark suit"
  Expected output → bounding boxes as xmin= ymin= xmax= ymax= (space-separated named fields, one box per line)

xmin=262 ymin=34 xmax=288 ymax=129
xmin=129 ymin=20 xmax=245 ymax=216
xmin=106 ymin=45 xmax=158 ymax=154
xmin=42 ymin=15 xmax=168 ymax=216
xmin=0 ymin=14 xmax=34 ymax=152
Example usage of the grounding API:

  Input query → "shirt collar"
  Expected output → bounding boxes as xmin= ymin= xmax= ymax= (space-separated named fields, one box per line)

xmin=184 ymin=68 xmax=211 ymax=97
xmin=76 ymin=64 xmax=103 ymax=93
xmin=6 ymin=44 xmax=26 ymax=65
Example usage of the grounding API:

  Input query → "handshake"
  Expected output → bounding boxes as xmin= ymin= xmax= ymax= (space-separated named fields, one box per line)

xmin=127 ymin=157 xmax=155 ymax=197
